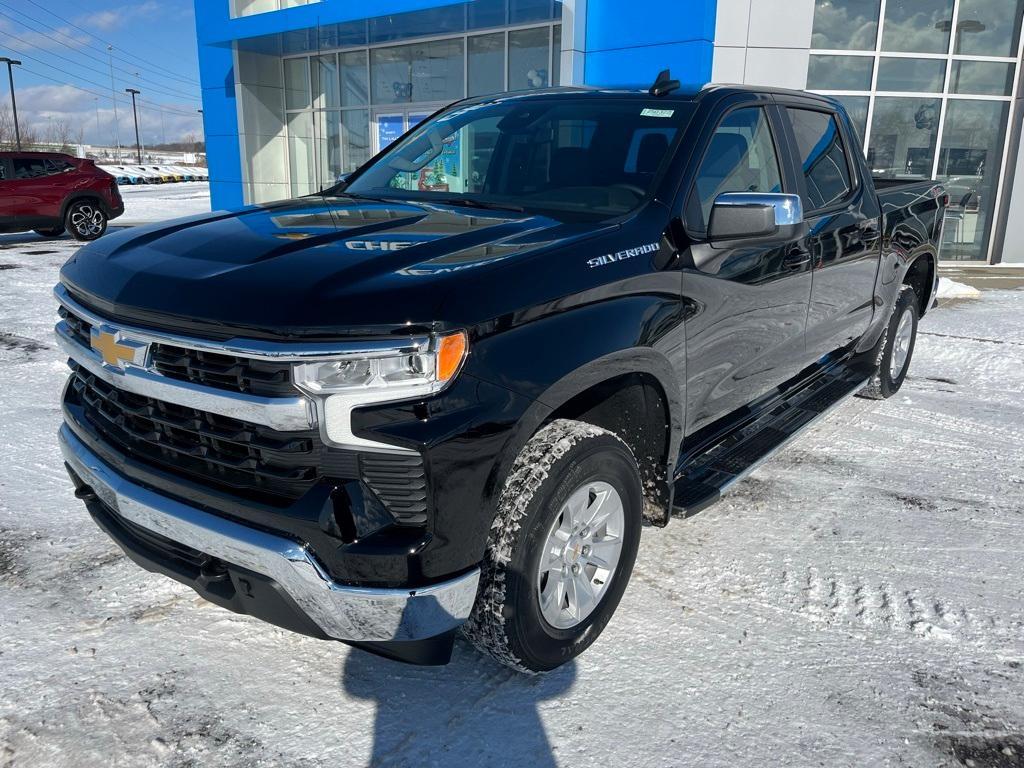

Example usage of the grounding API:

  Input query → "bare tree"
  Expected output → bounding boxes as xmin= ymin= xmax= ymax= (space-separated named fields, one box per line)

xmin=0 ymin=103 xmax=12 ymax=148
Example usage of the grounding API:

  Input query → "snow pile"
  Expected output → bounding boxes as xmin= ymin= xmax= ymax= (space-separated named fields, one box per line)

xmin=936 ymin=276 xmax=981 ymax=301
xmin=0 ymin=238 xmax=1022 ymax=767
xmin=119 ymin=182 xmax=212 ymax=225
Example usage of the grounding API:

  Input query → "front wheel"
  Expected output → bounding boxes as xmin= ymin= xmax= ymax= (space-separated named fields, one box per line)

xmin=64 ymin=201 xmax=108 ymax=241
xmin=463 ymin=419 xmax=642 ymax=673
xmin=859 ymin=285 xmax=919 ymax=400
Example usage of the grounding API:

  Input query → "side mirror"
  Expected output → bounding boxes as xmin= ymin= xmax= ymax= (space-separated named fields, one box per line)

xmin=708 ymin=192 xmax=807 ymax=248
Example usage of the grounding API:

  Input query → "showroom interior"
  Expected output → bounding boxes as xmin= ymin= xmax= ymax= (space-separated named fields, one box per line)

xmin=195 ymin=0 xmax=1024 ymax=264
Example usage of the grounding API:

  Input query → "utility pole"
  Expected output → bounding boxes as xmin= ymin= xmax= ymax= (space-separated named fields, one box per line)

xmin=93 ymin=97 xmax=101 ymax=146
xmin=0 ymin=57 xmax=22 ymax=149
xmin=107 ymin=45 xmax=120 ymax=160
xmin=125 ymin=88 xmax=142 ymax=163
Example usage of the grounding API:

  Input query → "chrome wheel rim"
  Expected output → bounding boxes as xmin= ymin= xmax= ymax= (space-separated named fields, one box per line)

xmin=536 ymin=480 xmax=625 ymax=630
xmin=70 ymin=205 xmax=104 ymax=237
xmin=889 ymin=308 xmax=914 ymax=379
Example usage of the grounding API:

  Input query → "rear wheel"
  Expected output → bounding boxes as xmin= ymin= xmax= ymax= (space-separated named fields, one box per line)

xmin=33 ymin=226 xmax=65 ymax=238
xmin=64 ymin=201 xmax=108 ymax=241
xmin=859 ymin=285 xmax=919 ymax=400
xmin=463 ymin=419 xmax=642 ymax=673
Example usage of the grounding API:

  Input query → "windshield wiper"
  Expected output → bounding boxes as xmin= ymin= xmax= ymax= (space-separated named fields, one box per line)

xmin=426 ymin=196 xmax=526 ymax=214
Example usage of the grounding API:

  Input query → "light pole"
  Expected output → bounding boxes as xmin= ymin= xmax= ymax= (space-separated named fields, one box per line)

xmin=125 ymin=88 xmax=142 ymax=163
xmin=107 ymin=45 xmax=120 ymax=160
xmin=93 ymin=97 xmax=101 ymax=146
xmin=0 ymin=57 xmax=22 ymax=149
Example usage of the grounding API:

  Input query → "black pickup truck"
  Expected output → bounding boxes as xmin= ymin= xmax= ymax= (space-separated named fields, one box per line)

xmin=56 ymin=78 xmax=944 ymax=672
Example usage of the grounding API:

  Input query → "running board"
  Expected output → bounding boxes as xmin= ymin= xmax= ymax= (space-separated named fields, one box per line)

xmin=671 ymin=365 xmax=870 ymax=518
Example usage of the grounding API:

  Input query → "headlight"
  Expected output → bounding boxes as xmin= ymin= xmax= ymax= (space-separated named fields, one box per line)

xmin=293 ymin=331 xmax=468 ymax=449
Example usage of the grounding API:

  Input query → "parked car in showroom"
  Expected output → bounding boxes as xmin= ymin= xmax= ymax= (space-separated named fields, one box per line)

xmin=0 ymin=151 xmax=124 ymax=241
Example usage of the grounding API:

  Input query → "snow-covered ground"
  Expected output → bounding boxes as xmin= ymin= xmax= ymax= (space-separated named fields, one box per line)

xmin=1 ymin=228 xmax=1022 ymax=767
xmin=118 ymin=182 xmax=213 ymax=225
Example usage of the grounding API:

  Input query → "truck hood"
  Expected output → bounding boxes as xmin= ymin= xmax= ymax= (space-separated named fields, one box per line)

xmin=60 ymin=195 xmax=612 ymax=338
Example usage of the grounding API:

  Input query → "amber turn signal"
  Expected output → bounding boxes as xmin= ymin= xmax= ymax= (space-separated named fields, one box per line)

xmin=437 ymin=331 xmax=468 ymax=382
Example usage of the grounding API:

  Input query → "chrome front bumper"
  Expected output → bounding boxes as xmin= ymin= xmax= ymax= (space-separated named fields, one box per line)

xmin=59 ymin=425 xmax=479 ymax=643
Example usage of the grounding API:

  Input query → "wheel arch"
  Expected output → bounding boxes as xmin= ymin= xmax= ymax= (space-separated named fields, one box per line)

xmin=901 ymin=250 xmax=936 ymax=318
xmin=61 ymin=192 xmax=111 ymax=222
xmin=482 ymin=348 xmax=683 ymax=530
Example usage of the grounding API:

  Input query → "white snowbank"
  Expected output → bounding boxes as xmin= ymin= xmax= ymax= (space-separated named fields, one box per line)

xmin=936 ymin=276 xmax=981 ymax=300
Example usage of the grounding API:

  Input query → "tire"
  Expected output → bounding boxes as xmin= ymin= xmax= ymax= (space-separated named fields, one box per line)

xmin=859 ymin=285 xmax=919 ymax=400
xmin=64 ymin=200 xmax=108 ymax=242
xmin=463 ymin=419 xmax=643 ymax=673
xmin=33 ymin=226 xmax=65 ymax=238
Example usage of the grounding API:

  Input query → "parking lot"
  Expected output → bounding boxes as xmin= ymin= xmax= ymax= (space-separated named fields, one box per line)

xmin=1 ymin=230 xmax=1022 ymax=767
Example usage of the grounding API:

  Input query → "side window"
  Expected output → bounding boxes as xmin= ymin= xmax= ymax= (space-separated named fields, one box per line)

xmin=45 ymin=159 xmax=74 ymax=175
xmin=688 ymin=107 xmax=783 ymax=229
xmin=787 ymin=108 xmax=853 ymax=212
xmin=12 ymin=158 xmax=47 ymax=179
xmin=0 ymin=162 xmax=6 ymax=180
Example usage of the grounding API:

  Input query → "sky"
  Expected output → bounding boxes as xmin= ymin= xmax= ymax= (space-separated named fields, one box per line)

xmin=0 ymin=0 xmax=203 ymax=147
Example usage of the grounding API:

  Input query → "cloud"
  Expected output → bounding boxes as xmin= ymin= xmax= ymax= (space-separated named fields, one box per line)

xmin=1 ymin=84 xmax=203 ymax=146
xmin=77 ymin=1 xmax=161 ymax=33
xmin=0 ymin=18 xmax=92 ymax=50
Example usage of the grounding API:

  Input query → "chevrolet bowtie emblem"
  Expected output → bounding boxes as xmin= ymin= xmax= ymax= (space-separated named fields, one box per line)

xmin=90 ymin=325 xmax=146 ymax=369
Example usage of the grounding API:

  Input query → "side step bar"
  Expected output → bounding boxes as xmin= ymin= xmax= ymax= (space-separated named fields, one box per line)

xmin=671 ymin=364 xmax=870 ymax=517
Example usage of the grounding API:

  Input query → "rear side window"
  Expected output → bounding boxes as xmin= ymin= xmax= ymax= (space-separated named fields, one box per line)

xmin=688 ymin=107 xmax=783 ymax=229
xmin=787 ymin=108 xmax=853 ymax=212
xmin=0 ymin=162 xmax=6 ymax=180
xmin=12 ymin=158 xmax=47 ymax=179
xmin=46 ymin=159 xmax=75 ymax=174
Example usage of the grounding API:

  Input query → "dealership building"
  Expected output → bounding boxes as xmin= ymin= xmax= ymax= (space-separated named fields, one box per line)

xmin=195 ymin=0 xmax=1024 ymax=264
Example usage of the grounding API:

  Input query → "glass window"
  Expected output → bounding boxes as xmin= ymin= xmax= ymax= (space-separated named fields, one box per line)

xmin=788 ymin=109 xmax=854 ymax=211
xmin=937 ymin=99 xmax=1010 ymax=260
xmin=342 ymin=109 xmax=371 ymax=173
xmin=881 ymin=0 xmax=954 ymax=53
xmin=340 ymin=50 xmax=368 ymax=107
xmin=0 ymin=163 xmax=6 ymax=180
xmin=312 ymin=54 xmax=339 ymax=110
xmin=317 ymin=110 xmax=342 ymax=188
xmin=833 ymin=95 xmax=869 ymax=143
xmin=867 ymin=96 xmax=940 ymax=177
xmin=954 ymin=0 xmax=1024 ymax=56
xmin=368 ymin=6 xmax=464 ymax=44
xmin=12 ymin=158 xmax=47 ymax=178
xmin=807 ymin=55 xmax=874 ymax=90
xmin=509 ymin=27 xmax=550 ymax=91
xmin=950 ymin=60 xmax=1015 ymax=96
xmin=510 ymin=0 xmax=553 ymax=23
xmin=469 ymin=33 xmax=506 ymax=97
xmin=288 ymin=111 xmax=315 ymax=196
xmin=371 ymin=40 xmax=464 ymax=104
xmin=876 ymin=57 xmax=946 ymax=92
xmin=284 ymin=58 xmax=311 ymax=110
xmin=553 ymin=24 xmax=561 ymax=86
xmin=689 ymin=107 xmax=784 ymax=228
xmin=811 ymin=0 xmax=881 ymax=50
xmin=468 ymin=0 xmax=507 ymax=29
xmin=345 ymin=99 xmax=695 ymax=220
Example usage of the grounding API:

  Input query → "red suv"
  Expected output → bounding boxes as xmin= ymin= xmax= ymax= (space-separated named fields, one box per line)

xmin=0 ymin=152 xmax=124 ymax=241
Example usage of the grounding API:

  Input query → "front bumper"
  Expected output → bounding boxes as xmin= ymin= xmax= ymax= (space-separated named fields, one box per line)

xmin=59 ymin=424 xmax=479 ymax=646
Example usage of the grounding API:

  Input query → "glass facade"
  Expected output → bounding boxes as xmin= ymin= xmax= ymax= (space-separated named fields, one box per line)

xmin=809 ymin=0 xmax=1024 ymax=261
xmin=280 ymin=8 xmax=562 ymax=196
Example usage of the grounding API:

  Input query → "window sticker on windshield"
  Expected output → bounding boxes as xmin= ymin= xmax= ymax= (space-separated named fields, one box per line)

xmin=641 ymin=108 xmax=674 ymax=118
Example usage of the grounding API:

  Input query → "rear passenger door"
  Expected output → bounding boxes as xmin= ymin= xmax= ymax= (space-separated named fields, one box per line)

xmin=781 ymin=104 xmax=881 ymax=362
xmin=679 ymin=103 xmax=814 ymax=434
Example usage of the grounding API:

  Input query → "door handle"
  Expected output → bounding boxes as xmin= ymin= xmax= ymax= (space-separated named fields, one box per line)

xmin=783 ymin=246 xmax=812 ymax=269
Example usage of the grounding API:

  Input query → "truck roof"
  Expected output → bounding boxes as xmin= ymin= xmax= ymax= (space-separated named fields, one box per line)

xmin=466 ymin=83 xmax=841 ymax=108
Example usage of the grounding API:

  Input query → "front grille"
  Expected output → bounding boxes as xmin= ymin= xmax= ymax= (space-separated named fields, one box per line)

xmin=151 ymin=343 xmax=296 ymax=397
xmin=68 ymin=364 xmax=320 ymax=503
xmin=58 ymin=305 xmax=91 ymax=347
xmin=119 ymin=512 xmax=208 ymax=570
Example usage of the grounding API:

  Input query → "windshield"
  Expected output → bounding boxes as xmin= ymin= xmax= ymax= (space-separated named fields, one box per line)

xmin=341 ymin=98 xmax=695 ymax=220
